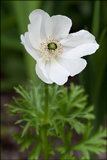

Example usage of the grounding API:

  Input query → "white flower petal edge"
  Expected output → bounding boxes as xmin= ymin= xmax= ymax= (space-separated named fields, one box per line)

xmin=60 ymin=30 xmax=96 ymax=47
xmin=28 ymin=15 xmax=42 ymax=50
xmin=45 ymin=15 xmax=72 ymax=40
xmin=21 ymin=32 xmax=41 ymax=61
xmin=49 ymin=58 xmax=70 ymax=85
xmin=61 ymin=42 xmax=99 ymax=58
xmin=37 ymin=56 xmax=50 ymax=80
xmin=36 ymin=64 xmax=53 ymax=84
xmin=29 ymin=9 xmax=50 ymax=24
xmin=56 ymin=57 xmax=87 ymax=76
xmin=29 ymin=9 xmax=50 ymax=41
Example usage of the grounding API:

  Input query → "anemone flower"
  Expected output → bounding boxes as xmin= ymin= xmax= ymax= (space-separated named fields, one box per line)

xmin=21 ymin=9 xmax=99 ymax=85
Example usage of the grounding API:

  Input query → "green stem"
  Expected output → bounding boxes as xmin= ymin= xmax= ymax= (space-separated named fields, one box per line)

xmin=43 ymin=83 xmax=49 ymax=159
xmin=44 ymin=83 xmax=49 ymax=124
xmin=43 ymin=126 xmax=49 ymax=160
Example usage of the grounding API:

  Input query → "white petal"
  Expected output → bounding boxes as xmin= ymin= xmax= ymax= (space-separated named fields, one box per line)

xmin=37 ymin=56 xmax=53 ymax=82
xmin=62 ymin=46 xmax=73 ymax=53
xmin=37 ymin=56 xmax=49 ymax=79
xmin=29 ymin=9 xmax=50 ymax=24
xmin=21 ymin=32 xmax=41 ymax=61
xmin=36 ymin=64 xmax=53 ymax=84
xmin=29 ymin=9 xmax=50 ymax=41
xmin=61 ymin=30 xmax=96 ymax=47
xmin=45 ymin=15 xmax=72 ymax=40
xmin=61 ymin=42 xmax=99 ymax=58
xmin=49 ymin=58 xmax=70 ymax=85
xmin=28 ymin=16 xmax=42 ymax=50
xmin=56 ymin=57 xmax=87 ymax=76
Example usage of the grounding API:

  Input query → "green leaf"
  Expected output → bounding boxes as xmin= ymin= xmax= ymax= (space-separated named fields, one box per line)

xmin=81 ymin=114 xmax=95 ymax=120
xmin=13 ymin=133 xmax=24 ymax=144
xmin=86 ymin=126 xmax=106 ymax=144
xmin=66 ymin=131 xmax=72 ymax=147
xmin=15 ymin=119 xmax=24 ymax=125
xmin=56 ymin=145 xmax=67 ymax=154
xmin=71 ymin=119 xmax=86 ymax=134
xmin=35 ymin=121 xmax=40 ymax=135
xmin=13 ymin=130 xmax=36 ymax=152
xmin=83 ymin=105 xmax=94 ymax=113
xmin=82 ymin=122 xmax=93 ymax=141
xmin=72 ymin=125 xmax=107 ymax=159
xmin=33 ymin=86 xmax=44 ymax=115
xmin=28 ymin=142 xmax=41 ymax=160
xmin=21 ymin=120 xmax=32 ymax=137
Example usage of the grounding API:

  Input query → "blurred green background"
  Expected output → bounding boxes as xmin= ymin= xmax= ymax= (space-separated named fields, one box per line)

xmin=1 ymin=0 xmax=107 ymax=133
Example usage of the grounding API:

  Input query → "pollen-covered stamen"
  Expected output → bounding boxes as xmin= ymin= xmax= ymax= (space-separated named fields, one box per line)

xmin=40 ymin=37 xmax=63 ymax=60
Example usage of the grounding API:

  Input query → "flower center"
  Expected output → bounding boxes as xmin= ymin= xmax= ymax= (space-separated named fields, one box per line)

xmin=40 ymin=37 xmax=63 ymax=60
xmin=48 ymin=43 xmax=57 ymax=50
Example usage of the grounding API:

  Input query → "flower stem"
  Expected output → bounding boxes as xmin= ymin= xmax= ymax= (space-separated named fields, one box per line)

xmin=43 ymin=83 xmax=49 ymax=159
xmin=44 ymin=83 xmax=49 ymax=124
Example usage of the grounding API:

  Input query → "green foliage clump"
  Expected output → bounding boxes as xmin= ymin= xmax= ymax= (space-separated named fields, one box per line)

xmin=5 ymin=82 xmax=107 ymax=159
xmin=72 ymin=123 xmax=106 ymax=159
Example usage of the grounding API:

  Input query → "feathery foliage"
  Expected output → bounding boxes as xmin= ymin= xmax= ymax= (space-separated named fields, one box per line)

xmin=5 ymin=82 xmax=107 ymax=159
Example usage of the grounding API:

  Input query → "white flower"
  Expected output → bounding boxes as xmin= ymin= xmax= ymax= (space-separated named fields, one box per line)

xmin=21 ymin=9 xmax=99 ymax=85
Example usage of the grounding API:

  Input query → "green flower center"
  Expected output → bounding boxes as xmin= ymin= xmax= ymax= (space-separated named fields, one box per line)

xmin=48 ymin=43 xmax=57 ymax=50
